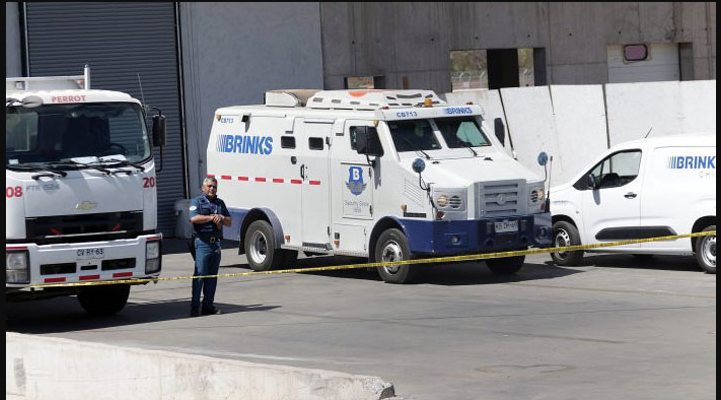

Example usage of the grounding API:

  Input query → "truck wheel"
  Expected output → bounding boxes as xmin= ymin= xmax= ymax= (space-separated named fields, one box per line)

xmin=551 ymin=221 xmax=584 ymax=266
xmin=486 ymin=256 xmax=525 ymax=275
xmin=695 ymin=225 xmax=716 ymax=274
xmin=375 ymin=228 xmax=418 ymax=284
xmin=245 ymin=220 xmax=287 ymax=271
xmin=77 ymin=284 xmax=130 ymax=316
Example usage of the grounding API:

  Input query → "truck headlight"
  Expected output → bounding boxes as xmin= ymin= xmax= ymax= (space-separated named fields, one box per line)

xmin=145 ymin=240 xmax=161 ymax=274
xmin=146 ymin=241 xmax=160 ymax=260
xmin=529 ymin=187 xmax=546 ymax=204
xmin=436 ymin=195 xmax=450 ymax=208
xmin=6 ymin=251 xmax=30 ymax=284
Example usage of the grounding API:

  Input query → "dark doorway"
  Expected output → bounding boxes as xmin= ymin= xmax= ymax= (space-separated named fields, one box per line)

xmin=488 ymin=49 xmax=520 ymax=89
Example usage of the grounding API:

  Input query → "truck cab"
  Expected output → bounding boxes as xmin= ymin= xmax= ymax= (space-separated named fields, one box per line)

xmin=6 ymin=68 xmax=165 ymax=314
xmin=208 ymin=89 xmax=552 ymax=283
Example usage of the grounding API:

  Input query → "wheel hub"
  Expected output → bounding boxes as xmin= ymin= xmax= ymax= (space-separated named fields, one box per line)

xmin=249 ymin=231 xmax=268 ymax=264
xmin=381 ymin=241 xmax=403 ymax=274
xmin=702 ymin=234 xmax=716 ymax=267
xmin=555 ymin=229 xmax=571 ymax=258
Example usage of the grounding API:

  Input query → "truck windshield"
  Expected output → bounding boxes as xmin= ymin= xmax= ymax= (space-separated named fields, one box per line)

xmin=6 ymin=102 xmax=151 ymax=168
xmin=388 ymin=120 xmax=442 ymax=153
xmin=435 ymin=117 xmax=491 ymax=148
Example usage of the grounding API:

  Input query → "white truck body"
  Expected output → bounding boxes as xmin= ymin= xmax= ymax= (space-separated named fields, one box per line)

xmin=6 ymin=70 xmax=163 ymax=312
xmin=550 ymin=133 xmax=716 ymax=270
xmin=207 ymin=90 xmax=553 ymax=281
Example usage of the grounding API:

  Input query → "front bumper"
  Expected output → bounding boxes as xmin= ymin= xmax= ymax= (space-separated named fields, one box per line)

xmin=6 ymin=234 xmax=162 ymax=289
xmin=398 ymin=213 xmax=553 ymax=255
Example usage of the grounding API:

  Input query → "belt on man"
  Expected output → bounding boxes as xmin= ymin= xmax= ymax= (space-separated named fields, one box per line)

xmin=196 ymin=235 xmax=221 ymax=243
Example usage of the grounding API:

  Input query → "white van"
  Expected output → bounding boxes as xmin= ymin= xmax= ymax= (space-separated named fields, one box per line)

xmin=550 ymin=134 xmax=716 ymax=273
xmin=207 ymin=89 xmax=553 ymax=283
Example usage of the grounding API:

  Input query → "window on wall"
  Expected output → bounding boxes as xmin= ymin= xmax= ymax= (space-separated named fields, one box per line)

xmin=345 ymin=76 xmax=386 ymax=89
xmin=450 ymin=48 xmax=543 ymax=90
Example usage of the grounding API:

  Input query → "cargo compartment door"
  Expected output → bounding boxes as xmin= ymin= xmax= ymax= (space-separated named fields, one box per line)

xmin=299 ymin=121 xmax=333 ymax=249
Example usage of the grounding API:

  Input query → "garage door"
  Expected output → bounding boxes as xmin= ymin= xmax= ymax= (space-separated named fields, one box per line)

xmin=24 ymin=2 xmax=187 ymax=236
xmin=607 ymin=43 xmax=680 ymax=83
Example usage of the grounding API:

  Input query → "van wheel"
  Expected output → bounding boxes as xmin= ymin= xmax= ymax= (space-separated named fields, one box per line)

xmin=77 ymin=284 xmax=130 ymax=316
xmin=551 ymin=221 xmax=584 ymax=266
xmin=245 ymin=220 xmax=286 ymax=271
xmin=695 ymin=225 xmax=716 ymax=274
xmin=486 ymin=256 xmax=525 ymax=275
xmin=375 ymin=229 xmax=417 ymax=284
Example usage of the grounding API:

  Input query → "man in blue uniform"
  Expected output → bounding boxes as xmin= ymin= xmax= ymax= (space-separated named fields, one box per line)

xmin=189 ymin=177 xmax=231 ymax=316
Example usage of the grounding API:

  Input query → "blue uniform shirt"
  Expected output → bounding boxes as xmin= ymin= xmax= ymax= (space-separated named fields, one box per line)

xmin=189 ymin=193 xmax=230 ymax=236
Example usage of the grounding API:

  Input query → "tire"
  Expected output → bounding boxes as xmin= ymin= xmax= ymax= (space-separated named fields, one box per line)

xmin=374 ymin=228 xmax=418 ymax=284
xmin=695 ymin=225 xmax=716 ymax=274
xmin=551 ymin=221 xmax=584 ymax=266
xmin=77 ymin=284 xmax=130 ymax=316
xmin=486 ymin=256 xmax=525 ymax=275
xmin=244 ymin=220 xmax=287 ymax=271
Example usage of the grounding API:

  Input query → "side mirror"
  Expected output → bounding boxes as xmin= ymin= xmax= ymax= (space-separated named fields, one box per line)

xmin=494 ymin=118 xmax=505 ymax=146
xmin=355 ymin=126 xmax=383 ymax=157
xmin=587 ymin=174 xmax=598 ymax=189
xmin=152 ymin=114 xmax=166 ymax=147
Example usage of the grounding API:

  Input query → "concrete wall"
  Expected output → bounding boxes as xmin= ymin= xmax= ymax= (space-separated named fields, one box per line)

xmin=180 ymin=2 xmax=325 ymax=196
xmin=320 ymin=2 xmax=716 ymax=92
xmin=6 ymin=333 xmax=395 ymax=400
xmin=6 ymin=2 xmax=22 ymax=77
xmin=443 ymin=80 xmax=716 ymax=185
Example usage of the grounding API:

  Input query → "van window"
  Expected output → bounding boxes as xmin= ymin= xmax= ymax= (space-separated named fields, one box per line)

xmin=281 ymin=136 xmax=295 ymax=149
xmin=582 ymin=150 xmax=642 ymax=189
xmin=309 ymin=137 xmax=324 ymax=150
xmin=388 ymin=120 xmax=441 ymax=152
xmin=435 ymin=117 xmax=490 ymax=148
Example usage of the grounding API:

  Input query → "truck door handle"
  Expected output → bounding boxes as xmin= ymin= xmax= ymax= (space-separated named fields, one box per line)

xmin=300 ymin=164 xmax=306 ymax=180
xmin=624 ymin=192 xmax=637 ymax=199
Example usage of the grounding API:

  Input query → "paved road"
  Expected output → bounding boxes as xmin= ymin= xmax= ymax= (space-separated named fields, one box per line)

xmin=7 ymin=241 xmax=717 ymax=400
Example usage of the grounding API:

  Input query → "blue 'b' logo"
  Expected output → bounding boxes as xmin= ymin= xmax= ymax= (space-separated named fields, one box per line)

xmin=346 ymin=166 xmax=367 ymax=196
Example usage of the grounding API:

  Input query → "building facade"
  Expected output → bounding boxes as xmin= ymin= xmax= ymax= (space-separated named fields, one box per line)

xmin=6 ymin=2 xmax=716 ymax=235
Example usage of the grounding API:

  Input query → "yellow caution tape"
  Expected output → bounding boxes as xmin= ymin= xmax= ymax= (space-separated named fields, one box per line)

xmin=29 ymin=230 xmax=715 ymax=289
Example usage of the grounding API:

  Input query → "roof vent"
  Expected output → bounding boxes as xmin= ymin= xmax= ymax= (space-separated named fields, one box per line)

xmin=265 ymin=89 xmax=322 ymax=107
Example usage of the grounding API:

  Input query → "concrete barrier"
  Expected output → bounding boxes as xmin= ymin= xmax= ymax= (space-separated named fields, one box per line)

xmin=6 ymin=332 xmax=395 ymax=400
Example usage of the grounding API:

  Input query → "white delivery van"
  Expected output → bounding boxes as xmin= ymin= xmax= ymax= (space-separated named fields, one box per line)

xmin=207 ymin=89 xmax=553 ymax=283
xmin=6 ymin=67 xmax=166 ymax=315
xmin=550 ymin=134 xmax=716 ymax=273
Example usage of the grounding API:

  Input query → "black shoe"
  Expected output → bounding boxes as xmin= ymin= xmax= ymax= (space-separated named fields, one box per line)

xmin=190 ymin=307 xmax=201 ymax=317
xmin=201 ymin=306 xmax=221 ymax=315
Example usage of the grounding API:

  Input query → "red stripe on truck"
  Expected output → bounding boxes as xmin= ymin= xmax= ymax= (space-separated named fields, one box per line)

xmin=290 ymin=179 xmax=303 ymax=185
xmin=309 ymin=181 xmax=321 ymax=186
xmin=44 ymin=277 xmax=66 ymax=283
xmin=221 ymin=175 xmax=232 ymax=180
xmin=113 ymin=272 xmax=133 ymax=278
xmin=255 ymin=177 xmax=266 ymax=182
xmin=273 ymin=178 xmax=284 ymax=183
xmin=80 ymin=275 xmax=100 ymax=281
xmin=238 ymin=176 xmax=249 ymax=181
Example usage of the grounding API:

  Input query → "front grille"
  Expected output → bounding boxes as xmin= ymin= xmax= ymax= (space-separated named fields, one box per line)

xmin=40 ymin=263 xmax=76 ymax=275
xmin=478 ymin=180 xmax=525 ymax=217
xmin=26 ymin=211 xmax=143 ymax=245
xmin=102 ymin=258 xmax=136 ymax=271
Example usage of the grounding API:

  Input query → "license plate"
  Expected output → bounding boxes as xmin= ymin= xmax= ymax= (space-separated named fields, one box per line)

xmin=77 ymin=248 xmax=105 ymax=260
xmin=494 ymin=220 xmax=518 ymax=233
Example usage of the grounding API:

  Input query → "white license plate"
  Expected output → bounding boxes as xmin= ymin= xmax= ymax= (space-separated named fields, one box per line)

xmin=77 ymin=248 xmax=105 ymax=260
xmin=494 ymin=220 xmax=518 ymax=233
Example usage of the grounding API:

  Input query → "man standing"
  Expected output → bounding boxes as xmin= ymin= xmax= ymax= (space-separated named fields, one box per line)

xmin=189 ymin=177 xmax=231 ymax=316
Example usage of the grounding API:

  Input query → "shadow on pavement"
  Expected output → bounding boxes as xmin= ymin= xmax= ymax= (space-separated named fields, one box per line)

xmin=566 ymin=254 xmax=704 ymax=273
xmin=6 ymin=297 xmax=280 ymax=334
xmin=227 ymin=255 xmax=582 ymax=286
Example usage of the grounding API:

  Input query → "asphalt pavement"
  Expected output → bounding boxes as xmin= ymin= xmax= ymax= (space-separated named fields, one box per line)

xmin=6 ymin=240 xmax=717 ymax=400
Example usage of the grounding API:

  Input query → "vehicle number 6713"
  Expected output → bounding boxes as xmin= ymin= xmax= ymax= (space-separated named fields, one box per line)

xmin=6 ymin=186 xmax=23 ymax=198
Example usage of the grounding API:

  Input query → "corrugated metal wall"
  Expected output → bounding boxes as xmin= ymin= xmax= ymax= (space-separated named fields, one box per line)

xmin=24 ymin=2 xmax=186 ymax=236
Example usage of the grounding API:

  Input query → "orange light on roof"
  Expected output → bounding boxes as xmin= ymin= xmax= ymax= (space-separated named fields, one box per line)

xmin=466 ymin=101 xmax=474 ymax=105
xmin=424 ymin=96 xmax=433 ymax=107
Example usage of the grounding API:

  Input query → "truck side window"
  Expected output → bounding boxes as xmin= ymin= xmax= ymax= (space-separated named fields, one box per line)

xmin=309 ymin=137 xmax=324 ymax=150
xmin=578 ymin=150 xmax=642 ymax=190
xmin=281 ymin=136 xmax=295 ymax=149
xmin=349 ymin=127 xmax=358 ymax=150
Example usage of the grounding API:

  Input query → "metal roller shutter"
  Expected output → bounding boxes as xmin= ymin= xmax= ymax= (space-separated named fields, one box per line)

xmin=24 ymin=2 xmax=187 ymax=236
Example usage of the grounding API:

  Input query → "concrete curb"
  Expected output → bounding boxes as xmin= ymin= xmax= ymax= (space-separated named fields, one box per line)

xmin=6 ymin=333 xmax=395 ymax=400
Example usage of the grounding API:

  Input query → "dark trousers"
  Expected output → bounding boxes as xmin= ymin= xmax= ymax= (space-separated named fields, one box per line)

xmin=191 ymin=238 xmax=221 ymax=309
